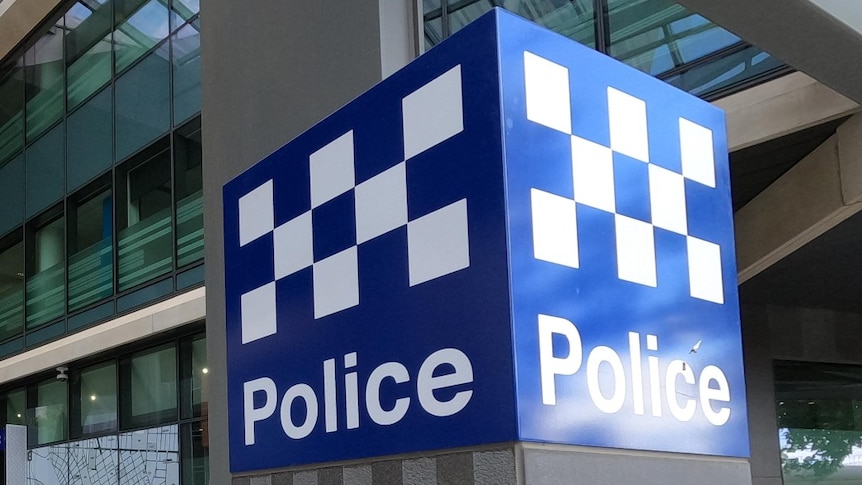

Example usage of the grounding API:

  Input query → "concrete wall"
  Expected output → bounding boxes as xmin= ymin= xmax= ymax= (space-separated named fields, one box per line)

xmin=741 ymin=304 xmax=862 ymax=485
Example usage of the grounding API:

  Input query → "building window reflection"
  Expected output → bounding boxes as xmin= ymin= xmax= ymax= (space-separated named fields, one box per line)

xmin=25 ymin=209 xmax=65 ymax=329
xmin=68 ymin=178 xmax=113 ymax=312
xmin=775 ymin=361 xmax=862 ymax=484
xmin=0 ymin=234 xmax=24 ymax=340
xmin=424 ymin=0 xmax=789 ymax=99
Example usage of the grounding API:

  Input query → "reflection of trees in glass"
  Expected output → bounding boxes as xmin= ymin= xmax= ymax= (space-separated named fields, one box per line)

xmin=781 ymin=427 xmax=862 ymax=479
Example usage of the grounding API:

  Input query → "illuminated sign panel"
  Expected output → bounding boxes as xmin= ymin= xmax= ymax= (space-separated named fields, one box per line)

xmin=223 ymin=9 xmax=748 ymax=472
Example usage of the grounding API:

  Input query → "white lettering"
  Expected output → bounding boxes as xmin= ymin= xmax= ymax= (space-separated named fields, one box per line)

xmin=323 ymin=358 xmax=337 ymax=432
xmin=345 ymin=352 xmax=359 ymax=429
xmin=280 ymin=383 xmax=318 ymax=439
xmin=586 ymin=346 xmax=626 ymax=414
xmin=243 ymin=377 xmax=277 ymax=445
xmin=536 ymin=314 xmax=734 ymax=426
xmin=418 ymin=348 xmax=474 ymax=417
xmin=366 ymin=362 xmax=410 ymax=425
xmin=665 ymin=359 xmax=696 ymax=422
xmin=538 ymin=314 xmax=583 ymax=405
xmin=699 ymin=365 xmax=731 ymax=425
xmin=628 ymin=332 xmax=644 ymax=415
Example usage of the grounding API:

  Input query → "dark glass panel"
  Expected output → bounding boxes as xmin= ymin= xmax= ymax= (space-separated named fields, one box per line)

xmin=65 ymin=1 xmax=113 ymax=109
xmin=181 ymin=420 xmax=209 ymax=485
xmin=662 ymin=46 xmax=787 ymax=98
xmin=0 ymin=155 xmax=25 ymax=236
xmin=180 ymin=334 xmax=207 ymax=419
xmin=24 ymin=18 xmax=65 ymax=141
xmin=77 ymin=362 xmax=118 ymax=435
xmin=68 ymin=182 xmax=113 ymax=311
xmin=116 ymin=139 xmax=173 ymax=291
xmin=174 ymin=118 xmax=202 ymax=268
xmin=114 ymin=0 xmax=175 ymax=73
xmin=434 ymin=0 xmax=595 ymax=48
xmin=28 ymin=379 xmax=68 ymax=446
xmin=171 ymin=0 xmax=200 ymax=30
xmin=67 ymin=85 xmax=112 ymax=191
xmin=607 ymin=0 xmax=739 ymax=76
xmin=5 ymin=388 xmax=26 ymax=426
xmin=25 ymin=210 xmax=65 ymax=328
xmin=172 ymin=19 xmax=201 ymax=125
xmin=0 ymin=59 xmax=24 ymax=165
xmin=25 ymin=122 xmax=65 ymax=218
xmin=115 ymin=50 xmax=170 ymax=161
xmin=120 ymin=345 xmax=178 ymax=428
xmin=0 ymin=235 xmax=24 ymax=341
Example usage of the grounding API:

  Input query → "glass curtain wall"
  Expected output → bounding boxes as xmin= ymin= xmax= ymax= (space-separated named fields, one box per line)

xmin=23 ymin=18 xmax=65 ymax=141
xmin=424 ymin=0 xmax=788 ymax=98
xmin=0 ymin=333 xmax=207 ymax=484
xmin=25 ymin=211 xmax=65 ymax=328
xmin=175 ymin=119 xmax=203 ymax=268
xmin=65 ymin=0 xmax=113 ymax=110
xmin=68 ymin=179 xmax=113 ymax=311
xmin=0 ymin=0 xmax=202 ymax=353
xmin=116 ymin=141 xmax=174 ymax=291
xmin=0 ymin=235 xmax=24 ymax=340
xmin=0 ymin=61 xmax=24 ymax=164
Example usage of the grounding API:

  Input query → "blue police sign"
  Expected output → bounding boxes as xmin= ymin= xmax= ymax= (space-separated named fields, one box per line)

xmin=223 ymin=9 xmax=748 ymax=472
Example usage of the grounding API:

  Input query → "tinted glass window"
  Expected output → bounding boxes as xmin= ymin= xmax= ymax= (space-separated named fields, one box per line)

xmin=0 ymin=236 xmax=24 ymax=341
xmin=26 ymin=213 xmax=65 ymax=328
xmin=776 ymin=361 xmax=862 ymax=484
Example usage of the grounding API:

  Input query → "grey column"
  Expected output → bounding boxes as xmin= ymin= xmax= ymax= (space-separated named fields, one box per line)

xmin=5 ymin=424 xmax=26 ymax=485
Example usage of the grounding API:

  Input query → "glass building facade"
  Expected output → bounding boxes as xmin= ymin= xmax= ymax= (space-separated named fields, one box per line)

xmin=0 ymin=329 xmax=208 ymax=484
xmin=0 ymin=0 xmax=202 ymax=357
xmin=423 ymin=0 xmax=790 ymax=99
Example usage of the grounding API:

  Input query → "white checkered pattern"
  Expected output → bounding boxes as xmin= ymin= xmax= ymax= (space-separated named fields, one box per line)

xmin=524 ymin=51 xmax=724 ymax=304
xmin=237 ymin=65 xmax=470 ymax=344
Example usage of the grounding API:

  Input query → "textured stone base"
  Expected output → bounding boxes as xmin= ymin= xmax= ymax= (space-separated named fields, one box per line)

xmin=232 ymin=442 xmax=753 ymax=485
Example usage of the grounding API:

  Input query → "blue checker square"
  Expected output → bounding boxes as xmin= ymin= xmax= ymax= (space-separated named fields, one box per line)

xmin=223 ymin=8 xmax=748 ymax=474
xmin=311 ymin=190 xmax=356 ymax=261
xmin=612 ymin=153 xmax=651 ymax=223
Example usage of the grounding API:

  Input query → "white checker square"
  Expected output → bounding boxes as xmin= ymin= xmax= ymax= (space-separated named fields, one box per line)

xmin=687 ymin=236 xmax=724 ymax=304
xmin=407 ymin=199 xmax=470 ymax=286
xmin=608 ymin=87 xmax=649 ymax=163
xmin=571 ymin=135 xmax=615 ymax=213
xmin=524 ymin=51 xmax=571 ymax=134
xmin=313 ymin=246 xmax=360 ymax=318
xmin=402 ymin=65 xmax=464 ymax=160
xmin=310 ymin=131 xmax=355 ymax=208
xmin=241 ymin=282 xmax=277 ymax=344
xmin=679 ymin=118 xmax=716 ymax=188
xmin=273 ymin=212 xmax=313 ymax=279
xmin=531 ymin=188 xmax=578 ymax=268
xmin=355 ymin=162 xmax=408 ymax=244
xmin=238 ymin=180 xmax=274 ymax=246
xmin=648 ymin=164 xmax=687 ymax=235
xmin=615 ymin=214 xmax=656 ymax=287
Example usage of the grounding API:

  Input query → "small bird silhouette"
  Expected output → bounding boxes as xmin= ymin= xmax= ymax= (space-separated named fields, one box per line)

xmin=689 ymin=339 xmax=703 ymax=354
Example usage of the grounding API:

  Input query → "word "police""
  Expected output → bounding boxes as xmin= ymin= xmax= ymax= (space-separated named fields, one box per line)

xmin=539 ymin=314 xmax=731 ymax=425
xmin=243 ymin=348 xmax=474 ymax=444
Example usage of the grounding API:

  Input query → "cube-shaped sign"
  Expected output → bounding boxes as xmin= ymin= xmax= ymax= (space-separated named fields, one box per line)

xmin=223 ymin=9 xmax=749 ymax=473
